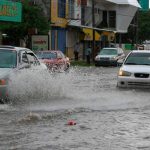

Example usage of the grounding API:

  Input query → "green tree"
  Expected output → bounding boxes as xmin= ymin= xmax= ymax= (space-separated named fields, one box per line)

xmin=138 ymin=10 xmax=150 ymax=43
xmin=0 ymin=0 xmax=50 ymax=46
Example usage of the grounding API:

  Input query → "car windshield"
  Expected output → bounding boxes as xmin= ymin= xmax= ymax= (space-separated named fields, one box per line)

xmin=0 ymin=49 xmax=17 ymax=68
xmin=124 ymin=52 xmax=150 ymax=65
xmin=99 ymin=49 xmax=117 ymax=55
xmin=36 ymin=52 xmax=57 ymax=59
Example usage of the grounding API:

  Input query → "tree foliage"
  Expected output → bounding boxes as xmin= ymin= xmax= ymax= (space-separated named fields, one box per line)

xmin=116 ymin=10 xmax=150 ymax=44
xmin=138 ymin=10 xmax=150 ymax=43
xmin=0 ymin=0 xmax=50 ymax=46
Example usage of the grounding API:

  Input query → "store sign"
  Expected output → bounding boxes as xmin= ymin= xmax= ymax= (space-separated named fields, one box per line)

xmin=0 ymin=1 xmax=22 ymax=22
xmin=31 ymin=35 xmax=49 ymax=51
xmin=138 ymin=0 xmax=149 ymax=11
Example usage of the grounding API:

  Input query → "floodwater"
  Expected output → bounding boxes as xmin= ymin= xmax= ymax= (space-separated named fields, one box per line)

xmin=0 ymin=67 xmax=150 ymax=150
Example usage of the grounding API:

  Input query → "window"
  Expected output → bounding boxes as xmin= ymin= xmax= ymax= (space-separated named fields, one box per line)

xmin=103 ymin=11 xmax=108 ymax=27
xmin=125 ymin=53 xmax=150 ymax=65
xmin=109 ymin=11 xmax=116 ymax=28
xmin=68 ymin=0 xmax=74 ymax=19
xmin=21 ymin=52 xmax=40 ymax=66
xmin=58 ymin=0 xmax=66 ymax=18
xmin=22 ymin=53 xmax=28 ymax=64
xmin=36 ymin=52 xmax=57 ymax=59
xmin=100 ymin=49 xmax=117 ymax=55
xmin=98 ymin=10 xmax=116 ymax=29
xmin=0 ymin=50 xmax=17 ymax=68
xmin=26 ymin=53 xmax=40 ymax=66
xmin=57 ymin=52 xmax=63 ymax=58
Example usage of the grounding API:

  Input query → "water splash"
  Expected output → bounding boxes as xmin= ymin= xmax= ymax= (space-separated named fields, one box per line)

xmin=7 ymin=67 xmax=91 ymax=105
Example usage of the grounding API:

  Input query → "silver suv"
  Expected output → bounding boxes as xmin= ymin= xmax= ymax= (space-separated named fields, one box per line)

xmin=95 ymin=47 xmax=125 ymax=66
xmin=0 ymin=46 xmax=47 ymax=103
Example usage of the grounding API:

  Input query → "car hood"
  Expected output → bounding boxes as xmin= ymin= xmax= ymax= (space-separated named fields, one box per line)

xmin=0 ymin=68 xmax=13 ymax=78
xmin=121 ymin=65 xmax=150 ymax=73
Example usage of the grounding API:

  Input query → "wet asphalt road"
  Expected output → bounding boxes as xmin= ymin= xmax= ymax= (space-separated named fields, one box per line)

xmin=0 ymin=66 xmax=150 ymax=150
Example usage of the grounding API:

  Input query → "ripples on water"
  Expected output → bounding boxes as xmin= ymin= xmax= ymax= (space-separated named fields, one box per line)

xmin=1 ymin=67 xmax=150 ymax=150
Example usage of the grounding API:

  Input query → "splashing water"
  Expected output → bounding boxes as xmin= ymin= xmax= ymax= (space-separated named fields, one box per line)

xmin=7 ymin=67 xmax=93 ymax=105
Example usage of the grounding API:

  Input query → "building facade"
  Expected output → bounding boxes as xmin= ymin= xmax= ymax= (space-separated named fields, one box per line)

xmin=65 ymin=0 xmax=140 ymax=58
xmin=1 ymin=0 xmax=140 ymax=59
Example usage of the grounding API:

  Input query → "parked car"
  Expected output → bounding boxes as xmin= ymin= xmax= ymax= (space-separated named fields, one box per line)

xmin=36 ymin=50 xmax=70 ymax=72
xmin=117 ymin=50 xmax=150 ymax=88
xmin=0 ymin=45 xmax=47 ymax=103
xmin=95 ymin=47 xmax=125 ymax=66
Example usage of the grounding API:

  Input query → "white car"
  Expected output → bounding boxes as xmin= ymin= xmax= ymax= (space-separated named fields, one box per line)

xmin=95 ymin=47 xmax=125 ymax=66
xmin=117 ymin=50 xmax=150 ymax=88
xmin=0 ymin=45 xmax=47 ymax=103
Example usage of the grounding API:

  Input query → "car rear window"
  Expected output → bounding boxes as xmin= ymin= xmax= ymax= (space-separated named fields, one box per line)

xmin=0 ymin=49 xmax=17 ymax=68
xmin=36 ymin=52 xmax=57 ymax=59
xmin=99 ymin=49 xmax=117 ymax=55
xmin=125 ymin=52 xmax=150 ymax=65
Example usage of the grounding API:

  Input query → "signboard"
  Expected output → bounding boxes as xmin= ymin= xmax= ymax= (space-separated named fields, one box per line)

xmin=31 ymin=35 xmax=49 ymax=51
xmin=138 ymin=0 xmax=149 ymax=11
xmin=0 ymin=1 xmax=22 ymax=22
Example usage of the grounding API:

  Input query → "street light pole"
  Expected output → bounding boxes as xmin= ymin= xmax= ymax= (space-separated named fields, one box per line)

xmin=92 ymin=0 xmax=95 ymax=61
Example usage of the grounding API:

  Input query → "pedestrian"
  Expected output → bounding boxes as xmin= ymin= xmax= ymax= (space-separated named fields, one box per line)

xmin=74 ymin=42 xmax=80 ymax=61
xmin=85 ymin=45 xmax=92 ymax=64
xmin=95 ymin=44 xmax=100 ymax=56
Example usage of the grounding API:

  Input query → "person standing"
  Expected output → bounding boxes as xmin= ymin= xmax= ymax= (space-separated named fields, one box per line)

xmin=74 ymin=42 xmax=80 ymax=61
xmin=85 ymin=45 xmax=92 ymax=64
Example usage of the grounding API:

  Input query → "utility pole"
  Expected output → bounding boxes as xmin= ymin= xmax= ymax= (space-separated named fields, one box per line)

xmin=92 ymin=0 xmax=95 ymax=61
xmin=135 ymin=10 xmax=139 ymax=46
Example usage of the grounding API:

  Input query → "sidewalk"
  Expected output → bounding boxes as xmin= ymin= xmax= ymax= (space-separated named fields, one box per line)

xmin=71 ymin=60 xmax=94 ymax=66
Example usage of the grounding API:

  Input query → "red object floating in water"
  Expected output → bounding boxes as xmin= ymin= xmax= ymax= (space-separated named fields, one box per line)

xmin=67 ymin=120 xmax=76 ymax=126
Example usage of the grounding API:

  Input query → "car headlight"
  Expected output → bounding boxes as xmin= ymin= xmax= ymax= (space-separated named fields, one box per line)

xmin=110 ymin=57 xmax=116 ymax=60
xmin=118 ymin=69 xmax=131 ymax=76
xmin=0 ymin=79 xmax=6 ymax=85
xmin=95 ymin=56 xmax=100 ymax=61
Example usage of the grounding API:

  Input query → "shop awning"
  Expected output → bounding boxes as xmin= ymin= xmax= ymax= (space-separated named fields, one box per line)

xmin=102 ymin=31 xmax=116 ymax=41
xmin=82 ymin=28 xmax=100 ymax=41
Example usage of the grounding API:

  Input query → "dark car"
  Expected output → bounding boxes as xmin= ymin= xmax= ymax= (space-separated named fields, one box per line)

xmin=36 ymin=50 xmax=70 ymax=72
xmin=95 ymin=47 xmax=125 ymax=66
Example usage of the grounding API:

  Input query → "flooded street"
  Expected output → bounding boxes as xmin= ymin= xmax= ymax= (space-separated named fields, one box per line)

xmin=1 ymin=66 xmax=150 ymax=150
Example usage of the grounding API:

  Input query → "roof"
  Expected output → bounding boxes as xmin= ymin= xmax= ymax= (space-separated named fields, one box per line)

xmin=102 ymin=47 xmax=122 ymax=50
xmin=0 ymin=45 xmax=31 ymax=52
xmin=36 ymin=50 xmax=61 ymax=53
xmin=131 ymin=50 xmax=150 ymax=53
xmin=106 ymin=0 xmax=141 ymax=8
